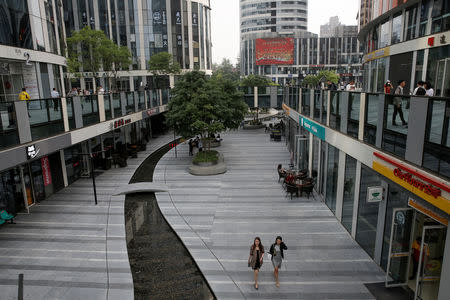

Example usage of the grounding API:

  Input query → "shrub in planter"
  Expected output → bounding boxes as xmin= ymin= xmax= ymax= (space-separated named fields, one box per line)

xmin=193 ymin=150 xmax=219 ymax=165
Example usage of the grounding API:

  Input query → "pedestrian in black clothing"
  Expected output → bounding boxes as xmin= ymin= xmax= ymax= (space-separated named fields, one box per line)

xmin=188 ymin=139 xmax=193 ymax=156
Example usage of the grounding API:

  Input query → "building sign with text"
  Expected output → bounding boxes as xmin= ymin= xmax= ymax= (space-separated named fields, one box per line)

xmin=300 ymin=116 xmax=325 ymax=140
xmin=373 ymin=152 xmax=450 ymax=214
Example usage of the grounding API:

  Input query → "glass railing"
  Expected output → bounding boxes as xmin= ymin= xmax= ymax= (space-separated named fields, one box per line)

xmin=0 ymin=101 xmax=19 ymax=150
xmin=138 ymin=91 xmax=146 ymax=110
xmin=348 ymin=92 xmax=361 ymax=139
xmin=382 ymin=94 xmax=410 ymax=158
xmin=330 ymin=91 xmax=341 ymax=130
xmin=104 ymin=94 xmax=112 ymax=120
xmin=126 ymin=92 xmax=136 ymax=114
xmin=162 ymin=89 xmax=170 ymax=105
xmin=28 ymin=98 xmax=64 ymax=141
xmin=301 ymin=89 xmax=310 ymax=116
xmin=66 ymin=97 xmax=76 ymax=129
xmin=364 ymin=93 xmax=379 ymax=146
xmin=313 ymin=90 xmax=321 ymax=122
xmin=81 ymin=95 xmax=100 ymax=126
xmin=113 ymin=93 xmax=123 ymax=117
xmin=150 ymin=90 xmax=159 ymax=108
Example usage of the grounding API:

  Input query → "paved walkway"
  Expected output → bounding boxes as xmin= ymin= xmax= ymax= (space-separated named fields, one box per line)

xmin=0 ymin=133 xmax=174 ymax=300
xmin=154 ymin=129 xmax=385 ymax=299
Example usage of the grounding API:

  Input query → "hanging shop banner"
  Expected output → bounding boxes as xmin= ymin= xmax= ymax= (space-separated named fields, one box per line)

xmin=41 ymin=156 xmax=52 ymax=186
xmin=373 ymin=152 xmax=450 ymax=214
xmin=255 ymin=38 xmax=294 ymax=65
xmin=300 ymin=116 xmax=325 ymax=140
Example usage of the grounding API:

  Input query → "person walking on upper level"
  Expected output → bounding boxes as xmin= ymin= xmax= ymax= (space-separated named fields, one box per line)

xmin=413 ymin=81 xmax=426 ymax=96
xmin=393 ymin=80 xmax=408 ymax=126
xmin=248 ymin=237 xmax=264 ymax=290
xmin=384 ymin=80 xmax=393 ymax=94
xmin=425 ymin=82 xmax=434 ymax=97
xmin=18 ymin=88 xmax=30 ymax=101
xmin=51 ymin=88 xmax=60 ymax=111
xmin=269 ymin=236 xmax=288 ymax=287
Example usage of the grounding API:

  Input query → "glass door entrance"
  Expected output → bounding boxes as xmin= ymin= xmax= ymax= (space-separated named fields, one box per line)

xmin=386 ymin=208 xmax=415 ymax=287
xmin=294 ymin=135 xmax=308 ymax=171
xmin=414 ymin=225 xmax=446 ymax=300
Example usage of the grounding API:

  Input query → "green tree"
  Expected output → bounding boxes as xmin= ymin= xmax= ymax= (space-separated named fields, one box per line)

xmin=317 ymin=70 xmax=339 ymax=84
xmin=148 ymin=52 xmax=181 ymax=89
xmin=66 ymin=26 xmax=131 ymax=89
xmin=213 ymin=58 xmax=240 ymax=82
xmin=166 ymin=71 xmax=247 ymax=150
xmin=302 ymin=74 xmax=320 ymax=88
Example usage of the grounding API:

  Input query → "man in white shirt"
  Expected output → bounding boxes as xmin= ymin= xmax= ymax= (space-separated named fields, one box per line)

xmin=345 ymin=80 xmax=356 ymax=91
xmin=51 ymin=88 xmax=60 ymax=111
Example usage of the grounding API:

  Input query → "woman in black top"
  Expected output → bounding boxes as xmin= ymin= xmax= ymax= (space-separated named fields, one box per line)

xmin=248 ymin=237 xmax=264 ymax=289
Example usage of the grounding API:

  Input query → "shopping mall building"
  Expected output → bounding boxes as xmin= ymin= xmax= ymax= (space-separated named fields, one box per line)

xmin=63 ymin=0 xmax=212 ymax=91
xmin=281 ymin=1 xmax=449 ymax=299
xmin=0 ymin=1 xmax=211 ymax=215
xmin=240 ymin=0 xmax=364 ymax=85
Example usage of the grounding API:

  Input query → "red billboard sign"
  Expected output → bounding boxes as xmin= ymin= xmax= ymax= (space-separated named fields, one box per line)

xmin=256 ymin=38 xmax=294 ymax=66
xmin=41 ymin=156 xmax=52 ymax=186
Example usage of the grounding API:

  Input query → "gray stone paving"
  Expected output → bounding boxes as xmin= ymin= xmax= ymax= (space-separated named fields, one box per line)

xmin=0 ymin=134 xmax=174 ymax=300
xmin=154 ymin=129 xmax=385 ymax=299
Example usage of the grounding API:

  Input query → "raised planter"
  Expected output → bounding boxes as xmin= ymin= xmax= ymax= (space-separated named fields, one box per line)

xmin=201 ymin=139 xmax=221 ymax=148
xmin=189 ymin=153 xmax=227 ymax=176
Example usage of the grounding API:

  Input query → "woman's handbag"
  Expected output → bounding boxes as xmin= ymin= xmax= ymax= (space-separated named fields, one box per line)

xmin=248 ymin=255 xmax=251 ymax=268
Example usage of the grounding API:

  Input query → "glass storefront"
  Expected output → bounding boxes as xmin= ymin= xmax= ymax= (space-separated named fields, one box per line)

xmin=0 ymin=167 xmax=24 ymax=214
xmin=356 ymin=165 xmax=383 ymax=258
xmin=325 ymin=144 xmax=339 ymax=214
xmin=342 ymin=155 xmax=357 ymax=233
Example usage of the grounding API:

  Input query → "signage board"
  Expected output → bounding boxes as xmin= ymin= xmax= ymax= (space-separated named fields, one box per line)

xmin=26 ymin=144 xmax=40 ymax=160
xmin=256 ymin=38 xmax=294 ymax=65
xmin=408 ymin=198 xmax=448 ymax=226
xmin=41 ymin=156 xmax=52 ymax=186
xmin=300 ymin=116 xmax=325 ymax=140
xmin=367 ymin=186 xmax=383 ymax=203
xmin=373 ymin=152 xmax=450 ymax=214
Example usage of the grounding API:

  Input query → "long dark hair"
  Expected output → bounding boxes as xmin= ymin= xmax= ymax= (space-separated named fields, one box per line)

xmin=251 ymin=237 xmax=264 ymax=252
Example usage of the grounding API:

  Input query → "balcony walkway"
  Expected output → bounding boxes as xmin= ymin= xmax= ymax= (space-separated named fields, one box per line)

xmin=0 ymin=133 xmax=174 ymax=300
xmin=154 ymin=129 xmax=386 ymax=299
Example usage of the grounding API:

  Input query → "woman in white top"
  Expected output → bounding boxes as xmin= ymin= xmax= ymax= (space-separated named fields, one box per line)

xmin=425 ymin=81 xmax=434 ymax=97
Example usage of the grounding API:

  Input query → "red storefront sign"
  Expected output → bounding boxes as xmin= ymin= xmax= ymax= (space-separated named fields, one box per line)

xmin=41 ymin=156 xmax=52 ymax=186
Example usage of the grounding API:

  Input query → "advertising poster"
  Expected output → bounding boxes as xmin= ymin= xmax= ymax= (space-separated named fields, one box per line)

xmin=41 ymin=156 xmax=52 ymax=186
xmin=256 ymin=38 xmax=294 ymax=65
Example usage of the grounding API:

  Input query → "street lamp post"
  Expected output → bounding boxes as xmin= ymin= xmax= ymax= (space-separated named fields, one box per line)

xmin=80 ymin=151 xmax=104 ymax=205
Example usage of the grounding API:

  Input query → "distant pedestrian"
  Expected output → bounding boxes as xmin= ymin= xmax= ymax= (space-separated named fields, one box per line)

xmin=18 ymin=88 xmax=30 ymax=101
xmin=198 ymin=138 xmax=203 ymax=152
xmin=384 ymin=80 xmax=393 ymax=94
xmin=269 ymin=236 xmax=288 ymax=287
xmin=345 ymin=80 xmax=356 ymax=91
xmin=98 ymin=85 xmax=105 ymax=95
xmin=425 ymin=82 xmax=434 ymax=97
xmin=188 ymin=139 xmax=193 ymax=156
xmin=413 ymin=81 xmax=426 ymax=96
xmin=67 ymin=87 xmax=77 ymax=97
xmin=393 ymin=80 xmax=408 ymax=126
xmin=248 ymin=237 xmax=264 ymax=290
xmin=51 ymin=88 xmax=60 ymax=111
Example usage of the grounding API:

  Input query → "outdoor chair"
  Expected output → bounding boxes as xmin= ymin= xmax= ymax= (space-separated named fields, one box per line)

xmin=0 ymin=210 xmax=15 ymax=224
xmin=302 ymin=184 xmax=314 ymax=199
xmin=285 ymin=183 xmax=298 ymax=199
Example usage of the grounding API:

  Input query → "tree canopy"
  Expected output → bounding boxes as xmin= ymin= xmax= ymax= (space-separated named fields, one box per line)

xmin=166 ymin=71 xmax=247 ymax=142
xmin=213 ymin=58 xmax=240 ymax=82
xmin=66 ymin=26 xmax=131 ymax=77
xmin=302 ymin=70 xmax=339 ymax=88
xmin=241 ymin=74 xmax=276 ymax=87
xmin=148 ymin=52 xmax=181 ymax=75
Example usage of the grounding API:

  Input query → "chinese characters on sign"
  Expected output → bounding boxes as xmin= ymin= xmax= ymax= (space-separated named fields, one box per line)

xmin=41 ymin=156 xmax=52 ymax=186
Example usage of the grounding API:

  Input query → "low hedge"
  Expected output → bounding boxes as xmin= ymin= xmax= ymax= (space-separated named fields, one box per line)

xmin=193 ymin=150 xmax=219 ymax=164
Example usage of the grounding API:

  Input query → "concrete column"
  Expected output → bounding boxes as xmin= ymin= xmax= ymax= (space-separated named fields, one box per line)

xmin=159 ymin=89 xmax=163 ymax=106
xmin=359 ymin=93 xmax=366 ymax=141
xmin=72 ymin=97 xmax=83 ymax=129
xmin=120 ymin=92 xmax=127 ymax=116
xmin=98 ymin=94 xmax=106 ymax=122
xmin=270 ymin=86 xmax=277 ymax=108
xmin=335 ymin=150 xmax=346 ymax=221
xmin=405 ymin=97 xmax=428 ymax=165
xmin=351 ymin=161 xmax=362 ymax=238
xmin=59 ymin=149 xmax=68 ymax=187
xmin=375 ymin=94 xmax=385 ymax=148
xmin=327 ymin=91 xmax=331 ymax=126
xmin=298 ymin=88 xmax=302 ymax=114
xmin=438 ymin=227 xmax=450 ymax=300
xmin=309 ymin=89 xmax=314 ymax=118
xmin=134 ymin=91 xmax=139 ymax=112
xmin=14 ymin=101 xmax=32 ymax=144
xmin=60 ymin=97 xmax=69 ymax=132
xmin=187 ymin=0 xmax=194 ymax=69
xmin=254 ymin=86 xmax=258 ymax=108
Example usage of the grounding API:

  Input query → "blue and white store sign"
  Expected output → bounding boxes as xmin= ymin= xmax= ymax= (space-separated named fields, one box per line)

xmin=300 ymin=116 xmax=325 ymax=140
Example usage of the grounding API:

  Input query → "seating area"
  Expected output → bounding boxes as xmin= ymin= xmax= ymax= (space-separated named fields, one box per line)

xmin=277 ymin=164 xmax=316 ymax=199
xmin=267 ymin=122 xmax=284 ymax=142
xmin=0 ymin=210 xmax=15 ymax=225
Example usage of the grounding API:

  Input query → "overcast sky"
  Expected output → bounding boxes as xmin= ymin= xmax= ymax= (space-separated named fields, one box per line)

xmin=211 ymin=0 xmax=360 ymax=65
